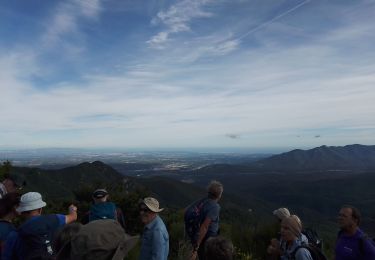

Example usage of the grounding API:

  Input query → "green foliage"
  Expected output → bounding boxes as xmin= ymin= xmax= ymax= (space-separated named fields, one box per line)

xmin=0 ymin=160 xmax=12 ymax=179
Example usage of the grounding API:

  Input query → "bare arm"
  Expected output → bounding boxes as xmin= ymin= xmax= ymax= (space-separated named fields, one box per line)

xmin=195 ymin=217 xmax=212 ymax=250
xmin=65 ymin=204 xmax=78 ymax=224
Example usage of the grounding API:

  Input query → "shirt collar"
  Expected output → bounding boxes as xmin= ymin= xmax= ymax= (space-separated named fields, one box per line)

xmin=145 ymin=215 xmax=159 ymax=230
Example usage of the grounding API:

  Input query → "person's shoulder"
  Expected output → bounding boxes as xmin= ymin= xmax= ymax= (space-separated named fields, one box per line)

xmin=295 ymin=246 xmax=313 ymax=259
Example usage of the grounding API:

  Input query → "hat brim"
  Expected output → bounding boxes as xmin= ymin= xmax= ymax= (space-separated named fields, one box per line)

xmin=16 ymin=201 xmax=47 ymax=213
xmin=145 ymin=204 xmax=164 ymax=213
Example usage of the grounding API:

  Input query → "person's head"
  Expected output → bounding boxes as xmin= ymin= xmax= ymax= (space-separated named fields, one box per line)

xmin=338 ymin=205 xmax=361 ymax=230
xmin=92 ymin=189 xmax=109 ymax=203
xmin=280 ymin=215 xmax=302 ymax=242
xmin=139 ymin=197 xmax=163 ymax=224
xmin=0 ymin=192 xmax=21 ymax=219
xmin=58 ymin=220 xmax=138 ymax=260
xmin=273 ymin=207 xmax=291 ymax=222
xmin=205 ymin=236 xmax=234 ymax=260
xmin=207 ymin=180 xmax=223 ymax=200
xmin=2 ymin=174 xmax=25 ymax=193
xmin=54 ymin=222 xmax=83 ymax=258
xmin=16 ymin=192 xmax=46 ymax=217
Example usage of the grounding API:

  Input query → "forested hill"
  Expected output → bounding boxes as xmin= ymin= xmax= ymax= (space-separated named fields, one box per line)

xmin=9 ymin=161 xmax=139 ymax=199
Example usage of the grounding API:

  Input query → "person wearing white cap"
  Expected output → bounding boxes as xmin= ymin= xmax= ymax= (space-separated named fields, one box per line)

xmin=2 ymin=192 xmax=77 ymax=260
xmin=139 ymin=197 xmax=169 ymax=260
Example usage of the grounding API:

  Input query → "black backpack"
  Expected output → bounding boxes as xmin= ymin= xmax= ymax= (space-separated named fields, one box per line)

xmin=291 ymin=243 xmax=327 ymax=260
xmin=17 ymin=215 xmax=60 ymax=260
xmin=184 ymin=198 xmax=209 ymax=244
xmin=302 ymin=228 xmax=323 ymax=250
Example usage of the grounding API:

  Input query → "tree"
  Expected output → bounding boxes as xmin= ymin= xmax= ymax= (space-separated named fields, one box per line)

xmin=0 ymin=160 xmax=12 ymax=180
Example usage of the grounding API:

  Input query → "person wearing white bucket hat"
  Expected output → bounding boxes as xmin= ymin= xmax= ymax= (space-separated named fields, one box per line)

xmin=2 ymin=192 xmax=78 ymax=260
xmin=139 ymin=197 xmax=169 ymax=260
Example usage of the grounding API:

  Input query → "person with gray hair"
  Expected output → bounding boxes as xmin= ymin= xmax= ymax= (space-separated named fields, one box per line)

xmin=186 ymin=180 xmax=223 ymax=260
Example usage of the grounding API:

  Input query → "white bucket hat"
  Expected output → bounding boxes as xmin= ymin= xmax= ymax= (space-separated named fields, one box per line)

xmin=142 ymin=197 xmax=164 ymax=213
xmin=17 ymin=192 xmax=47 ymax=213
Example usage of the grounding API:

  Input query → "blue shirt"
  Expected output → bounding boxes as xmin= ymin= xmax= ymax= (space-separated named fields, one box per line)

xmin=280 ymin=238 xmax=313 ymax=260
xmin=139 ymin=215 xmax=169 ymax=260
xmin=0 ymin=221 xmax=16 ymax=256
xmin=335 ymin=229 xmax=375 ymax=260
xmin=201 ymin=199 xmax=220 ymax=238
xmin=2 ymin=214 xmax=66 ymax=260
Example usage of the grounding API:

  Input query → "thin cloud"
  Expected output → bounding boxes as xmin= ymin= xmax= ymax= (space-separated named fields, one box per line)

xmin=147 ymin=0 xmax=214 ymax=48
xmin=42 ymin=0 xmax=102 ymax=48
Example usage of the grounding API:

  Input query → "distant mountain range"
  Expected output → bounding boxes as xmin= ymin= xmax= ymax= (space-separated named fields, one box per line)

xmin=196 ymin=144 xmax=375 ymax=173
xmin=254 ymin=144 xmax=375 ymax=171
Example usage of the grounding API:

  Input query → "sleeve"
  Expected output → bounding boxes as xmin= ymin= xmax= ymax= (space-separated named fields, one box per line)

xmin=364 ymin=239 xmax=375 ymax=258
xmin=206 ymin=204 xmax=220 ymax=221
xmin=2 ymin=231 xmax=18 ymax=260
xmin=151 ymin=228 xmax=167 ymax=260
xmin=295 ymin=248 xmax=314 ymax=260
xmin=55 ymin=214 xmax=67 ymax=226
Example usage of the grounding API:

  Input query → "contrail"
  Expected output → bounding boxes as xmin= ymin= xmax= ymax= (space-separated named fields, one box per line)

xmin=238 ymin=0 xmax=311 ymax=41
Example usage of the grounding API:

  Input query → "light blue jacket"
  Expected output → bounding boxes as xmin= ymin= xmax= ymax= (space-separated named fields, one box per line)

xmin=139 ymin=215 xmax=169 ymax=260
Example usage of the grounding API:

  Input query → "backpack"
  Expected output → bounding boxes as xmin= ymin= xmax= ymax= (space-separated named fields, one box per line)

xmin=89 ymin=202 xmax=117 ymax=222
xmin=357 ymin=233 xmax=375 ymax=256
xmin=184 ymin=198 xmax=209 ymax=244
xmin=291 ymin=243 xmax=327 ymax=260
xmin=302 ymin=228 xmax=323 ymax=250
xmin=17 ymin=215 xmax=60 ymax=260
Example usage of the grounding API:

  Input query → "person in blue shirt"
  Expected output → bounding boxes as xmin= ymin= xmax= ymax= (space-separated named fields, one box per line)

xmin=190 ymin=180 xmax=223 ymax=260
xmin=279 ymin=215 xmax=313 ymax=260
xmin=0 ymin=193 xmax=20 ymax=256
xmin=2 ymin=192 xmax=78 ymax=260
xmin=139 ymin=197 xmax=169 ymax=260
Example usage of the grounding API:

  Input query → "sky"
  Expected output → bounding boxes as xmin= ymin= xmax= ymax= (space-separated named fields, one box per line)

xmin=1 ymin=0 xmax=375 ymax=152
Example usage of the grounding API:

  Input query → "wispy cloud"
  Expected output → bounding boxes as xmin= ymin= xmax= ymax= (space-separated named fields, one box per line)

xmin=147 ymin=0 xmax=213 ymax=48
xmin=41 ymin=0 xmax=102 ymax=50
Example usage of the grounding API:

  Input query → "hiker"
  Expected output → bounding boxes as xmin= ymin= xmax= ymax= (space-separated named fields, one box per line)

xmin=56 ymin=219 xmax=138 ymax=260
xmin=268 ymin=208 xmax=309 ymax=259
xmin=267 ymin=207 xmax=292 ymax=259
xmin=0 ymin=174 xmax=25 ymax=199
xmin=82 ymin=188 xmax=125 ymax=229
xmin=279 ymin=215 xmax=313 ymax=260
xmin=205 ymin=236 xmax=234 ymax=260
xmin=0 ymin=193 xmax=20 ymax=256
xmin=2 ymin=192 xmax=78 ymax=259
xmin=139 ymin=197 xmax=169 ymax=260
xmin=335 ymin=205 xmax=375 ymax=260
xmin=186 ymin=180 xmax=223 ymax=260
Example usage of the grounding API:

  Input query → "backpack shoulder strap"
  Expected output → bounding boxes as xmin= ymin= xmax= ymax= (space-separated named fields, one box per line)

xmin=291 ymin=243 xmax=327 ymax=260
xmin=358 ymin=232 xmax=374 ymax=256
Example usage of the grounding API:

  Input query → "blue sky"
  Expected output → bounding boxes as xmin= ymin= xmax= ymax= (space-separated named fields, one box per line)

xmin=1 ymin=0 xmax=375 ymax=152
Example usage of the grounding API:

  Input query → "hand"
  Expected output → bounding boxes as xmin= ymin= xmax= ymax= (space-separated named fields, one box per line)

xmin=270 ymin=238 xmax=279 ymax=248
xmin=190 ymin=250 xmax=198 ymax=260
xmin=69 ymin=204 xmax=77 ymax=213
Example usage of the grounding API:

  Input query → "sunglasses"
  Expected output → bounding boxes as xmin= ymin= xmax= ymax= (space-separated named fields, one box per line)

xmin=139 ymin=207 xmax=151 ymax=213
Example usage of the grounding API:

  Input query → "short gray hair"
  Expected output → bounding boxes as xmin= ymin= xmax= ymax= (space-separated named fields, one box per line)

xmin=207 ymin=180 xmax=223 ymax=199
